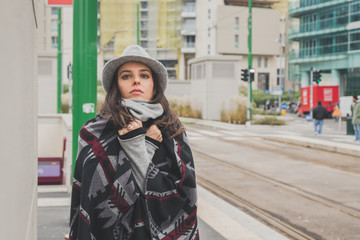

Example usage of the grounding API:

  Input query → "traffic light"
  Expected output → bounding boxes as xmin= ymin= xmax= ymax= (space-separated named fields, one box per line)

xmin=313 ymin=70 xmax=321 ymax=84
xmin=241 ymin=68 xmax=249 ymax=82
xmin=249 ymin=68 xmax=255 ymax=82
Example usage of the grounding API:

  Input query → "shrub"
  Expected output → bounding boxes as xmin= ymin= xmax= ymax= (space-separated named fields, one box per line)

xmin=220 ymin=96 xmax=248 ymax=124
xmin=252 ymin=117 xmax=286 ymax=125
xmin=167 ymin=96 xmax=202 ymax=119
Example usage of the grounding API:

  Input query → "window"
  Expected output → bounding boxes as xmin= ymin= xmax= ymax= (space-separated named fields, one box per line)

xmin=183 ymin=35 xmax=195 ymax=48
xmin=141 ymin=1 xmax=148 ymax=9
xmin=257 ymin=57 xmax=261 ymax=68
xmin=208 ymin=27 xmax=211 ymax=37
xmin=235 ymin=17 xmax=239 ymax=31
xmin=51 ymin=7 xmax=58 ymax=16
xmin=235 ymin=34 xmax=239 ymax=48
xmin=264 ymin=57 xmax=268 ymax=68
xmin=51 ymin=19 xmax=58 ymax=33
xmin=350 ymin=32 xmax=360 ymax=51
xmin=208 ymin=9 xmax=211 ymax=20
xmin=183 ymin=18 xmax=195 ymax=31
xmin=51 ymin=36 xmax=58 ymax=49
xmin=208 ymin=44 xmax=210 ymax=55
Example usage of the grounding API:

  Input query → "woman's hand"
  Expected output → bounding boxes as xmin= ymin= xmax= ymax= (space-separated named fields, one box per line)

xmin=118 ymin=119 xmax=142 ymax=135
xmin=146 ymin=125 xmax=163 ymax=142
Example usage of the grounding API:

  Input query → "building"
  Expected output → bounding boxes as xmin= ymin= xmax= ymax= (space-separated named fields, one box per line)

xmin=195 ymin=0 xmax=281 ymax=92
xmin=99 ymin=0 xmax=192 ymax=81
xmin=37 ymin=2 xmax=60 ymax=113
xmin=288 ymin=0 xmax=360 ymax=96
xmin=179 ymin=0 xmax=196 ymax=80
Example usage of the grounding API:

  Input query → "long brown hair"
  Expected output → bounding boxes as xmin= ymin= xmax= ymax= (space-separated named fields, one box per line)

xmin=99 ymin=67 xmax=185 ymax=141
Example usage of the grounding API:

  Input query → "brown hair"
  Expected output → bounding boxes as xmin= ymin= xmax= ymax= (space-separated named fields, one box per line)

xmin=99 ymin=67 xmax=185 ymax=141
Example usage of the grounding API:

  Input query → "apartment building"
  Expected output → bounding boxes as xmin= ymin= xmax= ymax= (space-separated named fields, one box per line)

xmin=99 ymin=0 xmax=193 ymax=81
xmin=195 ymin=0 xmax=281 ymax=92
xmin=288 ymin=0 xmax=360 ymax=96
xmin=179 ymin=0 xmax=196 ymax=80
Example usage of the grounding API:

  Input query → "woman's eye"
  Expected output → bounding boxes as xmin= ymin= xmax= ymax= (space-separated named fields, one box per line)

xmin=141 ymin=74 xmax=150 ymax=79
xmin=121 ymin=74 xmax=131 ymax=80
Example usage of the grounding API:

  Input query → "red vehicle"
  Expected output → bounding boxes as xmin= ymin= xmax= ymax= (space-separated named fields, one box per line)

xmin=297 ymin=85 xmax=339 ymax=116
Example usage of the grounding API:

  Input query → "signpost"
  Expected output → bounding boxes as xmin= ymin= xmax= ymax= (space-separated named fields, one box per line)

xmin=72 ymin=0 xmax=98 ymax=174
xmin=247 ymin=0 xmax=253 ymax=122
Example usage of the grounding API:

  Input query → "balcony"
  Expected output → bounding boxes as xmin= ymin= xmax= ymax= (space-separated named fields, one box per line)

xmin=288 ymin=15 xmax=350 ymax=40
xmin=289 ymin=0 xmax=346 ymax=18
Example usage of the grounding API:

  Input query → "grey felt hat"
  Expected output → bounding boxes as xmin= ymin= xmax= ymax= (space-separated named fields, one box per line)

xmin=102 ymin=45 xmax=168 ymax=93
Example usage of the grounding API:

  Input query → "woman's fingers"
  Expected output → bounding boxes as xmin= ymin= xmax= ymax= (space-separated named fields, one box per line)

xmin=118 ymin=119 xmax=143 ymax=136
xmin=146 ymin=125 xmax=162 ymax=142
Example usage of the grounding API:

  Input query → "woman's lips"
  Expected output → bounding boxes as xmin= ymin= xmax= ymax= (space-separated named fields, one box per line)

xmin=130 ymin=89 xmax=143 ymax=94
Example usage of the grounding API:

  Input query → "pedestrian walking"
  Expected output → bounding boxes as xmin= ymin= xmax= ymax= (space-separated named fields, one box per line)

xmin=69 ymin=45 xmax=199 ymax=239
xmin=351 ymin=95 xmax=360 ymax=141
xmin=313 ymin=100 xmax=328 ymax=135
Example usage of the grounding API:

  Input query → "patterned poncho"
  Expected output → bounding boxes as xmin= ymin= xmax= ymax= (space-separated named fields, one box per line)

xmin=69 ymin=116 xmax=199 ymax=240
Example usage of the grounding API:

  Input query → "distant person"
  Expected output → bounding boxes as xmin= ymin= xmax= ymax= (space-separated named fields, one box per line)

xmin=326 ymin=103 xmax=333 ymax=118
xmin=69 ymin=45 xmax=199 ymax=239
xmin=331 ymin=104 xmax=342 ymax=120
xmin=351 ymin=95 xmax=360 ymax=141
xmin=313 ymin=100 xmax=327 ymax=135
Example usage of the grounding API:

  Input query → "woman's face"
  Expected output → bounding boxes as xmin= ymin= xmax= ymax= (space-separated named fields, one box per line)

xmin=117 ymin=62 xmax=154 ymax=100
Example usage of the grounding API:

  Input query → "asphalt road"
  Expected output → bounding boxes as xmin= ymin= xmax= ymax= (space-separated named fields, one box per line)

xmin=185 ymin=122 xmax=360 ymax=240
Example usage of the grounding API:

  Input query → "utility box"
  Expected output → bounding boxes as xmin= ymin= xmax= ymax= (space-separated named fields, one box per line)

xmin=189 ymin=56 xmax=240 ymax=120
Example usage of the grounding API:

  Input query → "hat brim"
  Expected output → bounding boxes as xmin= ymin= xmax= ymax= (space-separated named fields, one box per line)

xmin=102 ymin=55 xmax=168 ymax=93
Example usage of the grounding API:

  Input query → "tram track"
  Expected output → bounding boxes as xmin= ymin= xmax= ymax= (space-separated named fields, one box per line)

xmin=193 ymin=149 xmax=360 ymax=240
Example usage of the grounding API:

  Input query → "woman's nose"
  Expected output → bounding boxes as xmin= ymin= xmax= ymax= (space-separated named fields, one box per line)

xmin=133 ymin=75 xmax=140 ymax=85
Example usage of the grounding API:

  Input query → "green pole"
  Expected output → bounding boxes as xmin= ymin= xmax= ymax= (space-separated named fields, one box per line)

xmin=72 ymin=0 xmax=98 ymax=174
xmin=137 ymin=4 xmax=140 ymax=45
xmin=57 ymin=8 xmax=62 ymax=113
xmin=248 ymin=0 xmax=253 ymax=120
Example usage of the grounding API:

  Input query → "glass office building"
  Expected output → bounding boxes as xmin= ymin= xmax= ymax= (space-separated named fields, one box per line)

xmin=289 ymin=0 xmax=360 ymax=96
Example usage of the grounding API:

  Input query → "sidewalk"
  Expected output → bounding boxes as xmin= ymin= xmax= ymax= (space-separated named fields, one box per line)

xmin=180 ymin=114 xmax=360 ymax=158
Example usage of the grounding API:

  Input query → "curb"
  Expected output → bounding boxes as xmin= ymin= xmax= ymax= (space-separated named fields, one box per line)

xmin=262 ymin=135 xmax=360 ymax=158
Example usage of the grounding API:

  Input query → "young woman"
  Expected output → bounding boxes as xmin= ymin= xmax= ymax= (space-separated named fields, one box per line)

xmin=69 ymin=45 xmax=199 ymax=240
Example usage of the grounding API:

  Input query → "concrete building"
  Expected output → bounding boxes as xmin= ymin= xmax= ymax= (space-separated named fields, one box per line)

xmin=195 ymin=0 xmax=281 ymax=92
xmin=0 ymin=1 xmax=38 ymax=238
xmin=179 ymin=0 xmax=196 ymax=80
xmin=99 ymin=0 xmax=193 ymax=81
xmin=37 ymin=2 xmax=60 ymax=113
xmin=288 ymin=0 xmax=360 ymax=97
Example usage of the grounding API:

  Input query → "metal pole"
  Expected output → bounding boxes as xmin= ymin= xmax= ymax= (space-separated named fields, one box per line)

xmin=310 ymin=67 xmax=313 ymax=120
xmin=247 ymin=0 xmax=253 ymax=121
xmin=72 ymin=0 xmax=98 ymax=174
xmin=57 ymin=8 xmax=62 ymax=113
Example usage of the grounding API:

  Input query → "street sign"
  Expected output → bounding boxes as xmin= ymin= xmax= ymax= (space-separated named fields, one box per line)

xmin=271 ymin=86 xmax=283 ymax=96
xmin=47 ymin=0 xmax=72 ymax=6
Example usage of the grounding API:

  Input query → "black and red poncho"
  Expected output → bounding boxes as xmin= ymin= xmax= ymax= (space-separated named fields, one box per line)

xmin=69 ymin=116 xmax=199 ymax=240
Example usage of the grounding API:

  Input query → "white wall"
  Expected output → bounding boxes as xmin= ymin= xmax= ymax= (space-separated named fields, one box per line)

xmin=0 ymin=1 xmax=37 ymax=239
xmin=189 ymin=56 xmax=240 ymax=120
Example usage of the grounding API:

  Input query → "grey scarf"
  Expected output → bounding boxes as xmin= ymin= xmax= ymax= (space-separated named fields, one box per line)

xmin=122 ymin=99 xmax=164 ymax=121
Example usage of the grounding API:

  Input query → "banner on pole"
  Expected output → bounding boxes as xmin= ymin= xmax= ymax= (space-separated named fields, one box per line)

xmin=47 ymin=0 xmax=72 ymax=6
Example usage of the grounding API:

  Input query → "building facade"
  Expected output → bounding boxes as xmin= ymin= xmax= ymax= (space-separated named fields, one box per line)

xmin=195 ymin=0 xmax=281 ymax=92
xmin=99 ymin=0 xmax=193 ymax=81
xmin=289 ymin=0 xmax=360 ymax=96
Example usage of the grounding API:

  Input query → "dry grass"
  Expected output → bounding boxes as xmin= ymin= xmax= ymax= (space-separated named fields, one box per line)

xmin=167 ymin=96 xmax=202 ymax=119
xmin=220 ymin=96 xmax=248 ymax=124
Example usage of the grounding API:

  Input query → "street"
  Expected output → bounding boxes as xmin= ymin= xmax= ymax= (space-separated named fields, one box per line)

xmin=185 ymin=117 xmax=360 ymax=240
